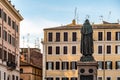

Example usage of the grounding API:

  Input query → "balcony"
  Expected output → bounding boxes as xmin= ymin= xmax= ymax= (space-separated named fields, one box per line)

xmin=7 ymin=61 xmax=16 ymax=70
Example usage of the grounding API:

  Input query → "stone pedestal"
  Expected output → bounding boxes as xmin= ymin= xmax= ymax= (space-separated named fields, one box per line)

xmin=77 ymin=61 xmax=98 ymax=80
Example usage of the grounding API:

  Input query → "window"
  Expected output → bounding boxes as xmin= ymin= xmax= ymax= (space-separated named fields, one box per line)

xmin=63 ymin=46 xmax=67 ymax=54
xmin=115 ymin=45 xmax=120 ymax=54
xmin=16 ymin=76 xmax=18 ymax=80
xmin=72 ymin=46 xmax=76 ymax=54
xmin=0 ymin=48 xmax=2 ymax=59
xmin=12 ymin=54 xmax=15 ymax=64
xmin=98 ymin=46 xmax=102 ymax=54
xmin=12 ymin=75 xmax=15 ymax=80
xmin=72 ymin=32 xmax=77 ymax=41
xmin=8 ymin=16 xmax=11 ymax=26
xmin=48 ymin=32 xmax=52 ymax=42
xmin=12 ymin=21 xmax=15 ymax=29
xmin=107 ymin=45 xmax=111 ymax=54
xmin=116 ymin=61 xmax=120 ymax=69
xmin=16 ymin=25 xmax=19 ymax=32
xmin=8 ymin=34 xmax=11 ymax=44
xmin=56 ymin=77 xmax=60 ymax=80
xmin=48 ymin=46 xmax=52 ymax=54
xmin=56 ymin=32 xmax=60 ymax=42
xmin=3 ymin=30 xmax=7 ymax=41
xmin=12 ymin=37 xmax=15 ymax=46
xmin=64 ymin=32 xmax=68 ymax=41
xmin=117 ymin=77 xmax=120 ymax=80
xmin=20 ymin=68 xmax=23 ymax=73
xmin=0 ymin=71 xmax=1 ymax=80
xmin=0 ymin=27 xmax=1 ymax=38
xmin=98 ymin=61 xmax=104 ymax=69
xmin=106 ymin=77 xmax=111 ymax=80
xmin=56 ymin=46 xmax=60 ymax=54
xmin=98 ymin=32 xmax=103 ymax=41
xmin=98 ymin=77 xmax=102 ymax=80
xmin=107 ymin=32 xmax=111 ymax=41
xmin=3 ymin=50 xmax=7 ymax=61
xmin=46 ymin=62 xmax=54 ymax=70
xmin=70 ymin=61 xmax=77 ymax=70
xmin=3 ymin=12 xmax=7 ymax=22
xmin=8 ymin=52 xmax=12 ymax=62
xmin=71 ymin=77 xmax=77 ymax=80
xmin=4 ymin=72 xmax=6 ymax=80
xmin=62 ymin=77 xmax=69 ymax=80
xmin=46 ymin=77 xmax=53 ymax=80
xmin=56 ymin=62 xmax=60 ymax=70
xmin=0 ymin=8 xmax=1 ymax=18
xmin=62 ymin=62 xmax=69 ymax=70
xmin=116 ymin=32 xmax=120 ymax=40
xmin=105 ymin=61 xmax=112 ymax=69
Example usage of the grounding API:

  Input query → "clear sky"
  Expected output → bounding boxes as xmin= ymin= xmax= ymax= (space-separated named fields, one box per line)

xmin=11 ymin=0 xmax=120 ymax=50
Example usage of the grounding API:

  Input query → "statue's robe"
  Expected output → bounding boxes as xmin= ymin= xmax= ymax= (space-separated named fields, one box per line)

xmin=81 ymin=19 xmax=94 ymax=56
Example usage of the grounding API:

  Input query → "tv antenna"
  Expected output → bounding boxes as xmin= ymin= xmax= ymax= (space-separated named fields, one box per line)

xmin=107 ymin=11 xmax=111 ymax=21
xmin=27 ymin=33 xmax=30 ymax=47
xmin=99 ymin=15 xmax=103 ymax=22
xmin=86 ymin=15 xmax=90 ymax=19
xmin=23 ymin=36 xmax=25 ymax=48
xmin=74 ymin=7 xmax=77 ymax=20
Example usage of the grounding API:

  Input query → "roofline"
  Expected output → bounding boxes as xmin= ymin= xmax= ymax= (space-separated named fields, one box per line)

xmin=1 ymin=0 xmax=23 ymax=21
xmin=44 ymin=24 xmax=120 ymax=30
xmin=20 ymin=61 xmax=42 ymax=69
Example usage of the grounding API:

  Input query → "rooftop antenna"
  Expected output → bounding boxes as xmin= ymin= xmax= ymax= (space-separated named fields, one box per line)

xmin=35 ymin=39 xmax=37 ymax=48
xmin=27 ymin=33 xmax=30 ymax=47
xmin=77 ymin=13 xmax=79 ymax=24
xmin=37 ymin=37 xmax=40 ymax=49
xmin=23 ymin=36 xmax=25 ymax=48
xmin=86 ymin=15 xmax=90 ymax=19
xmin=99 ymin=15 xmax=103 ymax=22
xmin=74 ymin=7 xmax=77 ymax=20
xmin=117 ymin=19 xmax=120 ymax=24
xmin=107 ymin=11 xmax=111 ymax=21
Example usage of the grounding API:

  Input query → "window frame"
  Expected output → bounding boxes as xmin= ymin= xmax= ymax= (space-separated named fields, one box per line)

xmin=56 ymin=46 xmax=60 ymax=55
xmin=64 ymin=32 xmax=68 ymax=41
xmin=98 ymin=32 xmax=103 ymax=41
xmin=107 ymin=32 xmax=111 ymax=41
xmin=48 ymin=46 xmax=52 ymax=55
xmin=72 ymin=32 xmax=77 ymax=41
xmin=72 ymin=46 xmax=76 ymax=54
xmin=56 ymin=32 xmax=60 ymax=42
xmin=63 ymin=46 xmax=67 ymax=54
xmin=106 ymin=45 xmax=111 ymax=54
xmin=98 ymin=45 xmax=102 ymax=54
xmin=48 ymin=32 xmax=52 ymax=42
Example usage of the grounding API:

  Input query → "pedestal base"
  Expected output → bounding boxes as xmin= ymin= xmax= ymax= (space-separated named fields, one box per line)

xmin=77 ymin=61 xmax=98 ymax=80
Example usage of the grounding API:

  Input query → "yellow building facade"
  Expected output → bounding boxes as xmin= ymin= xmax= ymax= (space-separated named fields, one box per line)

xmin=0 ymin=0 xmax=23 ymax=80
xmin=42 ymin=20 xmax=120 ymax=80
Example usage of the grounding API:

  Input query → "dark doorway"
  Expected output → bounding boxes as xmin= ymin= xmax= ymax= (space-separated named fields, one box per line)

xmin=80 ymin=75 xmax=93 ymax=80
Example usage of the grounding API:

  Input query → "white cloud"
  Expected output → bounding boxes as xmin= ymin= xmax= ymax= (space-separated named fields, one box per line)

xmin=20 ymin=18 xmax=60 ymax=51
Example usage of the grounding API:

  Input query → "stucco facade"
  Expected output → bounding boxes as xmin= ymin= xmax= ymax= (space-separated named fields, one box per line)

xmin=0 ymin=0 xmax=23 ymax=80
xmin=42 ymin=20 xmax=120 ymax=80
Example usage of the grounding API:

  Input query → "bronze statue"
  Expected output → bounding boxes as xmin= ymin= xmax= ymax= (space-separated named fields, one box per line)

xmin=80 ymin=19 xmax=94 ymax=61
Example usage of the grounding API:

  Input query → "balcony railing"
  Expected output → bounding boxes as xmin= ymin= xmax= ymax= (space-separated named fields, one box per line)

xmin=7 ymin=61 xmax=16 ymax=70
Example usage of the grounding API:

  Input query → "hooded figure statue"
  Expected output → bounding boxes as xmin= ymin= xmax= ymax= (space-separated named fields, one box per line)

xmin=81 ymin=19 xmax=94 ymax=56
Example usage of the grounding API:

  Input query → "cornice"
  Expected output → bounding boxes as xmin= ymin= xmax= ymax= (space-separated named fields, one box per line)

xmin=0 ymin=0 xmax=23 ymax=21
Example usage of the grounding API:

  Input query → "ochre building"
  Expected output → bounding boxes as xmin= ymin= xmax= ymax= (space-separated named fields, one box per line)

xmin=0 ymin=0 xmax=23 ymax=80
xmin=42 ymin=20 xmax=120 ymax=80
xmin=20 ymin=48 xmax=42 ymax=80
